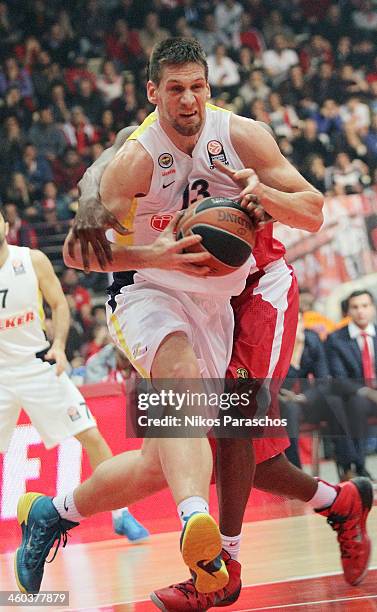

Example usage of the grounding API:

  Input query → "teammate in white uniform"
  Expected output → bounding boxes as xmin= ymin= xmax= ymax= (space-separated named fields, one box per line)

xmin=0 ymin=210 xmax=149 ymax=543
xmin=14 ymin=38 xmax=324 ymax=600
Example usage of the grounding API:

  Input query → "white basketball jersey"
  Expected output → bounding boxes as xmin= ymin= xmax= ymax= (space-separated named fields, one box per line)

xmin=115 ymin=104 xmax=258 ymax=296
xmin=0 ymin=245 xmax=49 ymax=366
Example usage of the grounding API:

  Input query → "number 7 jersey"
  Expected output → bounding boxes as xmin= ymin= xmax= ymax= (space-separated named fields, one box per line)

xmin=115 ymin=104 xmax=258 ymax=296
xmin=0 ymin=245 xmax=49 ymax=367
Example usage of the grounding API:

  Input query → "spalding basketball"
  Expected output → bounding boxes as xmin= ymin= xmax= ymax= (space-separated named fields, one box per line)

xmin=176 ymin=196 xmax=255 ymax=276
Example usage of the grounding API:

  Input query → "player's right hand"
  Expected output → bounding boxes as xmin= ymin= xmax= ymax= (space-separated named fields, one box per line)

xmin=67 ymin=197 xmax=131 ymax=274
xmin=149 ymin=212 xmax=211 ymax=276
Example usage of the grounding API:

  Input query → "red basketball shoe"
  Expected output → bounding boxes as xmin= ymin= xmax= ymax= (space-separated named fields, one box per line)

xmin=150 ymin=550 xmax=241 ymax=611
xmin=317 ymin=477 xmax=373 ymax=585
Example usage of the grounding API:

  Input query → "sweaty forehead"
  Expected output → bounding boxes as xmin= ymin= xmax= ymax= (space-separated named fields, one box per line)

xmin=160 ymin=62 xmax=206 ymax=84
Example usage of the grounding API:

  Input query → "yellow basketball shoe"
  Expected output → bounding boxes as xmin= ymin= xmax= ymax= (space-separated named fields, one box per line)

xmin=180 ymin=513 xmax=229 ymax=593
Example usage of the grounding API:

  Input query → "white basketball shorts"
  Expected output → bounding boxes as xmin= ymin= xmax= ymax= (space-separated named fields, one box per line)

xmin=106 ymin=280 xmax=234 ymax=379
xmin=0 ymin=358 xmax=96 ymax=452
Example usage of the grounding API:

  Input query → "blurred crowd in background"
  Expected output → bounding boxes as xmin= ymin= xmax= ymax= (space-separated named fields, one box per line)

xmin=0 ymin=0 xmax=376 ymax=383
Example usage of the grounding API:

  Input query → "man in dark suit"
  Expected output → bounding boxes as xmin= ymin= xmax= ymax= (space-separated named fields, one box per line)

xmin=280 ymin=315 xmax=342 ymax=469
xmin=326 ymin=290 xmax=377 ymax=479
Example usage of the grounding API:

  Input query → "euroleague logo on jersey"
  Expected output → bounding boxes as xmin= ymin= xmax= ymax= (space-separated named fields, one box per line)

xmin=158 ymin=153 xmax=173 ymax=169
xmin=207 ymin=140 xmax=229 ymax=169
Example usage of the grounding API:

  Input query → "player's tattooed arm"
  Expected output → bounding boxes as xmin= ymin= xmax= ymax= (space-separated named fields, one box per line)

xmin=68 ymin=126 xmax=137 ymax=273
xmin=63 ymin=213 xmax=211 ymax=276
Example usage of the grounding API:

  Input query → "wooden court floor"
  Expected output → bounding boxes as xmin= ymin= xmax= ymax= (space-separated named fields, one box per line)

xmin=1 ymin=508 xmax=377 ymax=611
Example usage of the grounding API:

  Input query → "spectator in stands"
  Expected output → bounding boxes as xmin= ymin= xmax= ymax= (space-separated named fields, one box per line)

xmin=207 ymin=44 xmax=240 ymax=97
xmin=194 ymin=13 xmax=229 ymax=56
xmin=310 ymin=62 xmax=340 ymax=106
xmin=340 ymin=96 xmax=371 ymax=131
xmin=303 ymin=154 xmax=328 ymax=194
xmin=40 ymin=181 xmax=72 ymax=221
xmin=85 ymin=324 xmax=111 ymax=360
xmin=300 ymin=35 xmax=333 ymax=77
xmin=292 ymin=119 xmax=330 ymax=170
xmin=139 ymin=12 xmax=169 ymax=57
xmin=0 ymin=85 xmax=32 ymax=130
xmin=279 ymin=315 xmax=332 ymax=469
xmin=1 ymin=202 xmax=38 ymax=248
xmin=263 ymin=34 xmax=299 ymax=86
xmin=73 ymin=78 xmax=105 ymax=125
xmin=76 ymin=0 xmax=108 ymax=58
xmin=278 ymin=65 xmax=314 ymax=112
xmin=28 ymin=106 xmax=67 ymax=161
xmin=43 ymin=21 xmax=77 ymax=67
xmin=262 ymin=9 xmax=293 ymax=47
xmin=268 ymin=92 xmax=299 ymax=140
xmin=338 ymin=64 xmax=369 ymax=101
xmin=352 ymin=0 xmax=377 ymax=34
xmin=214 ymin=0 xmax=243 ymax=48
xmin=62 ymin=107 xmax=98 ymax=157
xmin=300 ymin=288 xmax=336 ymax=340
xmin=0 ymin=1 xmax=21 ymax=53
xmin=4 ymin=172 xmax=33 ymax=215
xmin=335 ymin=121 xmax=370 ymax=165
xmin=325 ymin=151 xmax=371 ymax=195
xmin=238 ymin=13 xmax=265 ymax=57
xmin=110 ymin=80 xmax=144 ymax=130
xmin=239 ymin=69 xmax=270 ymax=108
xmin=237 ymin=47 xmax=260 ymax=85
xmin=52 ymin=147 xmax=86 ymax=194
xmin=313 ymin=98 xmax=343 ymax=138
xmin=327 ymin=290 xmax=377 ymax=479
xmin=85 ymin=344 xmax=135 ymax=384
xmin=96 ymin=60 xmax=123 ymax=104
xmin=320 ymin=4 xmax=349 ymax=46
xmin=61 ymin=267 xmax=92 ymax=317
xmin=0 ymin=116 xmax=27 ymax=179
xmin=0 ymin=57 xmax=34 ymax=99
xmin=15 ymin=143 xmax=53 ymax=198
xmin=65 ymin=56 xmax=96 ymax=95
xmin=96 ymin=110 xmax=117 ymax=147
xmin=49 ymin=83 xmax=71 ymax=125
xmin=105 ymin=18 xmax=143 ymax=71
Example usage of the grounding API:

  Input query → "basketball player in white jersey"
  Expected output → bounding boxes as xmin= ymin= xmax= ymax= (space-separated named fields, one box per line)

xmin=15 ymin=38 xmax=369 ymax=606
xmin=0 ymin=210 xmax=149 ymax=545
xmin=63 ymin=132 xmax=372 ymax=607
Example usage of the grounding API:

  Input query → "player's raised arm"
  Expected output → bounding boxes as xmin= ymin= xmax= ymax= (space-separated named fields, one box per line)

xmin=67 ymin=126 xmax=137 ymax=272
xmin=30 ymin=249 xmax=69 ymax=375
xmin=227 ymin=116 xmax=324 ymax=232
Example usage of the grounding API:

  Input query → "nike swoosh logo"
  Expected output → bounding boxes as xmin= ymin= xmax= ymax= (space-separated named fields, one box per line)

xmin=26 ymin=524 xmax=34 ymax=550
xmin=64 ymin=496 xmax=69 ymax=512
xmin=197 ymin=556 xmax=222 ymax=576
xmin=163 ymin=181 xmax=175 ymax=189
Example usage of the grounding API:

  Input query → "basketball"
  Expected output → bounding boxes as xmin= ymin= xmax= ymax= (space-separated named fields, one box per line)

xmin=176 ymin=197 xmax=256 ymax=276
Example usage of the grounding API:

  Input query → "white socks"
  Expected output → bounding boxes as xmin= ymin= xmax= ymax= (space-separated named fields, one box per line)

xmin=177 ymin=496 xmax=209 ymax=527
xmin=52 ymin=491 xmax=84 ymax=522
xmin=308 ymin=479 xmax=338 ymax=510
xmin=221 ymin=533 xmax=241 ymax=561
xmin=112 ymin=507 xmax=129 ymax=520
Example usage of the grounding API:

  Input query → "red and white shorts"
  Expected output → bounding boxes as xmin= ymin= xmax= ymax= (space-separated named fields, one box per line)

xmin=226 ymin=258 xmax=299 ymax=463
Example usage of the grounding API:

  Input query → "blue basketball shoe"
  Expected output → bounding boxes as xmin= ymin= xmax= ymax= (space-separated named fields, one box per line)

xmin=113 ymin=509 xmax=150 ymax=543
xmin=15 ymin=493 xmax=78 ymax=594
